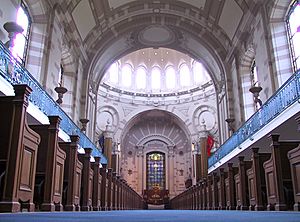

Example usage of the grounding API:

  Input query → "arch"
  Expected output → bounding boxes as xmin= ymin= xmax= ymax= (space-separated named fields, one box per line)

xmin=120 ymin=109 xmax=191 ymax=144
xmin=85 ymin=10 xmax=228 ymax=94
xmin=136 ymin=134 xmax=175 ymax=147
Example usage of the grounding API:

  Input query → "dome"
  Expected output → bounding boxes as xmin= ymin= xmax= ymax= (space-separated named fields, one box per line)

xmin=99 ymin=48 xmax=215 ymax=104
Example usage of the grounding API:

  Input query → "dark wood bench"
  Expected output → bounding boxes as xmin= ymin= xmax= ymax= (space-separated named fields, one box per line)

xmin=225 ymin=163 xmax=238 ymax=210
xmin=91 ymin=157 xmax=101 ymax=211
xmin=246 ymin=147 xmax=270 ymax=210
xmin=106 ymin=168 xmax=113 ymax=210
xmin=234 ymin=156 xmax=252 ymax=210
xmin=100 ymin=164 xmax=108 ymax=211
xmin=206 ymin=175 xmax=212 ymax=210
xmin=30 ymin=116 xmax=66 ymax=211
xmin=211 ymin=172 xmax=219 ymax=210
xmin=287 ymin=116 xmax=300 ymax=211
xmin=263 ymin=134 xmax=299 ymax=210
xmin=59 ymin=135 xmax=83 ymax=211
xmin=78 ymin=148 xmax=94 ymax=211
xmin=217 ymin=168 xmax=227 ymax=210
xmin=288 ymin=144 xmax=300 ymax=211
xmin=0 ymin=85 xmax=40 ymax=212
xmin=200 ymin=178 xmax=207 ymax=210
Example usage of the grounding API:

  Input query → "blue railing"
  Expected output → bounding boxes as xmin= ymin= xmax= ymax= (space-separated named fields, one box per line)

xmin=209 ymin=69 xmax=300 ymax=168
xmin=0 ymin=42 xmax=107 ymax=164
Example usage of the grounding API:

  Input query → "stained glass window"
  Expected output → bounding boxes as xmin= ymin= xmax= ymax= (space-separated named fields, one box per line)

xmin=12 ymin=1 xmax=31 ymax=65
xmin=287 ymin=0 xmax=300 ymax=71
xmin=146 ymin=152 xmax=165 ymax=190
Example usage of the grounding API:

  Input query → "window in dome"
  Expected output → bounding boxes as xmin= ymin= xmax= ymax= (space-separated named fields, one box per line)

xmin=12 ymin=1 xmax=31 ymax=65
xmin=193 ymin=61 xmax=210 ymax=85
xmin=165 ymin=66 xmax=176 ymax=89
xmin=151 ymin=67 xmax=161 ymax=89
xmin=121 ymin=64 xmax=132 ymax=87
xmin=179 ymin=64 xmax=190 ymax=87
xmin=109 ymin=62 xmax=119 ymax=84
xmin=287 ymin=1 xmax=300 ymax=71
xmin=136 ymin=67 xmax=147 ymax=89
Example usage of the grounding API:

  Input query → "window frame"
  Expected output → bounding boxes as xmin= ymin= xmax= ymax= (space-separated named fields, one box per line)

xmin=15 ymin=0 xmax=32 ymax=65
xmin=286 ymin=0 xmax=300 ymax=72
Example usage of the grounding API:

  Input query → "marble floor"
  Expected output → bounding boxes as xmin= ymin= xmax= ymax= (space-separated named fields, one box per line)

xmin=0 ymin=210 xmax=300 ymax=222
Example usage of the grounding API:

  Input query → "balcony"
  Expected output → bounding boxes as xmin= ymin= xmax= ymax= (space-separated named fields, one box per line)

xmin=0 ymin=41 xmax=107 ymax=164
xmin=209 ymin=69 xmax=300 ymax=172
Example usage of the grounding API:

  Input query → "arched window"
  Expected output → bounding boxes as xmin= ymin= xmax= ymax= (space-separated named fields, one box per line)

xmin=193 ymin=61 xmax=210 ymax=84
xmin=146 ymin=152 xmax=165 ymax=190
xmin=12 ymin=1 xmax=31 ymax=65
xmin=287 ymin=1 xmax=300 ymax=71
xmin=165 ymin=66 xmax=176 ymax=89
xmin=151 ymin=67 xmax=161 ymax=90
xmin=136 ymin=67 xmax=147 ymax=89
xmin=179 ymin=64 xmax=190 ymax=87
xmin=109 ymin=62 xmax=119 ymax=84
xmin=121 ymin=64 xmax=132 ymax=87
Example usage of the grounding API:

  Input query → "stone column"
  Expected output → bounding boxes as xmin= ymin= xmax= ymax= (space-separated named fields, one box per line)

xmin=168 ymin=145 xmax=175 ymax=196
xmin=199 ymin=122 xmax=209 ymax=179
xmin=136 ymin=145 xmax=144 ymax=193
xmin=103 ymin=123 xmax=113 ymax=168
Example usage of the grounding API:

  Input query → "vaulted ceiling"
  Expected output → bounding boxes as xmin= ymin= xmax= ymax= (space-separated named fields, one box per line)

xmin=45 ymin=0 xmax=260 ymax=92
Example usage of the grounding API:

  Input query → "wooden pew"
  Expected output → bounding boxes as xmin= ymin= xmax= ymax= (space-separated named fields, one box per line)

xmin=263 ymin=134 xmax=299 ymax=210
xmin=288 ymin=143 xmax=300 ymax=211
xmin=112 ymin=172 xmax=117 ymax=210
xmin=107 ymin=168 xmax=113 ymax=210
xmin=30 ymin=116 xmax=66 ymax=211
xmin=212 ymin=172 xmax=219 ymax=210
xmin=206 ymin=175 xmax=212 ymax=210
xmin=246 ymin=148 xmax=270 ymax=211
xmin=59 ymin=135 xmax=83 ymax=211
xmin=91 ymin=157 xmax=101 ymax=211
xmin=78 ymin=148 xmax=94 ymax=211
xmin=217 ymin=168 xmax=226 ymax=210
xmin=287 ymin=115 xmax=300 ymax=211
xmin=234 ymin=156 xmax=252 ymax=210
xmin=197 ymin=182 xmax=203 ymax=210
xmin=0 ymin=85 xmax=40 ymax=212
xmin=100 ymin=164 xmax=107 ymax=211
xmin=225 ymin=163 xmax=238 ymax=210
xmin=201 ymin=178 xmax=207 ymax=210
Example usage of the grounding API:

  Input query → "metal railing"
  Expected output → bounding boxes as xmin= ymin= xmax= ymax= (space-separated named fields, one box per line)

xmin=209 ymin=69 xmax=300 ymax=168
xmin=0 ymin=41 xmax=107 ymax=163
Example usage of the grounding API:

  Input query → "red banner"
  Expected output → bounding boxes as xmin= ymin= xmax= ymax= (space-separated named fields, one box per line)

xmin=206 ymin=135 xmax=214 ymax=157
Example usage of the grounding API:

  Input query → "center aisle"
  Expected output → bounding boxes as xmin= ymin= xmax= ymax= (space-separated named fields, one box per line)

xmin=1 ymin=210 xmax=300 ymax=222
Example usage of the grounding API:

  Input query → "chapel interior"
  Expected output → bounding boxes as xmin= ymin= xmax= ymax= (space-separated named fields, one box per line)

xmin=0 ymin=0 xmax=300 ymax=220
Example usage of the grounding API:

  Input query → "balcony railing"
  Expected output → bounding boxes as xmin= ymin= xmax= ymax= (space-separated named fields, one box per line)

xmin=0 ymin=41 xmax=107 ymax=163
xmin=209 ymin=69 xmax=300 ymax=168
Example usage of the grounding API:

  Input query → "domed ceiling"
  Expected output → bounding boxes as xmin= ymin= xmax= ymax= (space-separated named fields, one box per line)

xmin=99 ymin=47 xmax=214 ymax=99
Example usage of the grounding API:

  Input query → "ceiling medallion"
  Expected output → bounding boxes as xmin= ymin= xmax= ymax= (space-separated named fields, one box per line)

xmin=138 ymin=25 xmax=176 ymax=47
